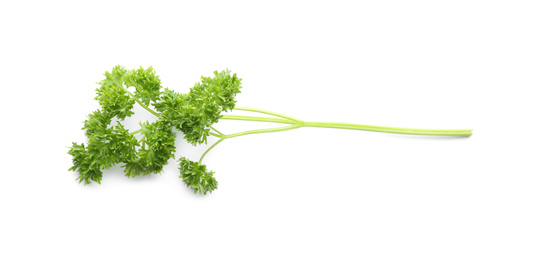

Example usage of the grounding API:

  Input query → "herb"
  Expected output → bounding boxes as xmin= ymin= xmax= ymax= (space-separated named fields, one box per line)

xmin=69 ymin=66 xmax=472 ymax=195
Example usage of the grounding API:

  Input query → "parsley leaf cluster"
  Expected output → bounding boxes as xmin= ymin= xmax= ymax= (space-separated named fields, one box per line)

xmin=69 ymin=65 xmax=472 ymax=195
xmin=69 ymin=66 xmax=241 ymax=194
xmin=178 ymin=157 xmax=218 ymax=195
xmin=154 ymin=70 xmax=242 ymax=145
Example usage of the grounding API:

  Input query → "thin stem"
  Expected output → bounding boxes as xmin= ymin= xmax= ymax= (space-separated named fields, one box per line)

xmin=195 ymin=106 xmax=471 ymax=163
xmin=198 ymin=125 xmax=303 ymax=162
xmin=221 ymin=115 xmax=293 ymax=124
xmin=209 ymin=126 xmax=224 ymax=136
xmin=199 ymin=138 xmax=225 ymax=164
xmin=222 ymin=124 xmax=302 ymax=139
xmin=123 ymin=89 xmax=160 ymax=117
xmin=130 ymin=129 xmax=142 ymax=135
xmin=302 ymin=121 xmax=472 ymax=136
xmin=210 ymin=132 xmax=222 ymax=138
xmin=220 ymin=107 xmax=472 ymax=137
xmin=233 ymin=107 xmax=302 ymax=123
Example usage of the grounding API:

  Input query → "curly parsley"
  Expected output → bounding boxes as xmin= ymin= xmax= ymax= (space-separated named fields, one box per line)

xmin=69 ymin=66 xmax=472 ymax=195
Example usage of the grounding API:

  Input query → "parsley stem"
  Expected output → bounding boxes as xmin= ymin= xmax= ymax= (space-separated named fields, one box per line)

xmin=199 ymin=138 xmax=225 ymax=164
xmin=233 ymin=107 xmax=302 ymax=123
xmin=130 ymin=129 xmax=142 ymax=135
xmin=220 ymin=115 xmax=293 ymax=124
xmin=210 ymin=126 xmax=224 ymax=136
xmin=123 ymin=89 xmax=160 ymax=117
xmin=221 ymin=124 xmax=302 ymax=139
xmin=301 ymin=121 xmax=472 ymax=136
xmin=199 ymin=125 xmax=302 ymax=163
xmin=221 ymin=108 xmax=472 ymax=137
xmin=210 ymin=132 xmax=222 ymax=138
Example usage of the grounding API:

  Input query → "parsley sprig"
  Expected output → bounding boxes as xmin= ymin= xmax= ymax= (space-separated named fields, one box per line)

xmin=69 ymin=66 xmax=472 ymax=195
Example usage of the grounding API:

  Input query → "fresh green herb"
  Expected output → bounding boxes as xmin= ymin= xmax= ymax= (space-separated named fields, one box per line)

xmin=68 ymin=66 xmax=472 ymax=195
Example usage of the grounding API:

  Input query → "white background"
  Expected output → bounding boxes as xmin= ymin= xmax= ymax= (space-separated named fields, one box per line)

xmin=1 ymin=1 xmax=545 ymax=259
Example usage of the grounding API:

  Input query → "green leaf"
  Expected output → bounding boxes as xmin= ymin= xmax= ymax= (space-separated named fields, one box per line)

xmin=122 ymin=121 xmax=176 ymax=177
xmin=125 ymin=66 xmax=162 ymax=106
xmin=67 ymin=142 xmax=103 ymax=185
xmin=178 ymin=157 xmax=218 ymax=195
xmin=70 ymin=66 xmax=243 ymax=193
xmin=86 ymin=122 xmax=139 ymax=170
xmin=153 ymin=70 xmax=242 ymax=145
xmin=193 ymin=69 xmax=242 ymax=112
xmin=95 ymin=66 xmax=135 ymax=120
xmin=82 ymin=110 xmax=113 ymax=137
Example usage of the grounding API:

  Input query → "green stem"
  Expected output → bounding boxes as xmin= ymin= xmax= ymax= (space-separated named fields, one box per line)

xmin=222 ymin=107 xmax=472 ymax=137
xmin=233 ymin=107 xmax=302 ymax=123
xmin=221 ymin=115 xmax=293 ymax=124
xmin=123 ymin=89 xmax=160 ymax=117
xmin=210 ymin=132 xmax=222 ymax=138
xmin=222 ymin=124 xmax=302 ymax=139
xmin=302 ymin=121 xmax=472 ymax=136
xmin=199 ymin=138 xmax=225 ymax=164
xmin=199 ymin=125 xmax=302 ymax=162
xmin=199 ymin=106 xmax=472 ymax=163
xmin=209 ymin=126 xmax=224 ymax=136
xmin=130 ymin=129 xmax=142 ymax=135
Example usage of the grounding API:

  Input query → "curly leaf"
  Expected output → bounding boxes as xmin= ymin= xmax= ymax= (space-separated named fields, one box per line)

xmin=122 ymin=121 xmax=176 ymax=177
xmin=178 ymin=157 xmax=218 ymax=195
xmin=153 ymin=70 xmax=242 ymax=145
xmin=95 ymin=66 xmax=135 ymax=120
xmin=68 ymin=142 xmax=103 ymax=185
xmin=125 ymin=66 xmax=162 ymax=106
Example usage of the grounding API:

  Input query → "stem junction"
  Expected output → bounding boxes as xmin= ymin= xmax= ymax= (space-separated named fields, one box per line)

xmin=125 ymin=102 xmax=472 ymax=163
